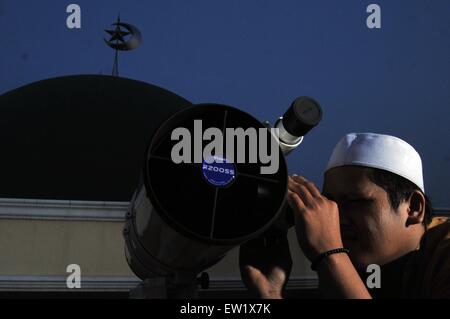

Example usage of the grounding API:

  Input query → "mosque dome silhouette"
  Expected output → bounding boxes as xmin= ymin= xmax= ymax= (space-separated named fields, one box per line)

xmin=0 ymin=75 xmax=191 ymax=201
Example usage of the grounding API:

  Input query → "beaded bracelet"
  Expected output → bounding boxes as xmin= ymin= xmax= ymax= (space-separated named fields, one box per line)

xmin=310 ymin=248 xmax=350 ymax=271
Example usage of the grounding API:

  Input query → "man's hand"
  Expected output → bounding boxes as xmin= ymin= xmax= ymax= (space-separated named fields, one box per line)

xmin=239 ymin=231 xmax=292 ymax=299
xmin=287 ymin=175 xmax=343 ymax=261
xmin=288 ymin=175 xmax=371 ymax=298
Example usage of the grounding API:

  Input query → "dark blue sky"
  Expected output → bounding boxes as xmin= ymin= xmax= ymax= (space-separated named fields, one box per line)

xmin=1 ymin=0 xmax=449 ymax=206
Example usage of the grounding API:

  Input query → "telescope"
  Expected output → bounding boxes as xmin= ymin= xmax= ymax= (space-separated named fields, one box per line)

xmin=124 ymin=97 xmax=323 ymax=298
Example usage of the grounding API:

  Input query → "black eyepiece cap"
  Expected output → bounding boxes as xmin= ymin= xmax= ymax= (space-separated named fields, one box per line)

xmin=281 ymin=96 xmax=323 ymax=137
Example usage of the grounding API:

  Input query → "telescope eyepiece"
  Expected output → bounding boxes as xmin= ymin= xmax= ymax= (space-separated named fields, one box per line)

xmin=281 ymin=96 xmax=323 ymax=138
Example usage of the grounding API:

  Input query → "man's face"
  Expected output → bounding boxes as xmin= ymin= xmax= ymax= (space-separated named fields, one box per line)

xmin=323 ymin=166 xmax=410 ymax=269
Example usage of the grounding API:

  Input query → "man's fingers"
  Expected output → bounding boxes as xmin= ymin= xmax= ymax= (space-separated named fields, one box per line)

xmin=288 ymin=177 xmax=315 ymax=205
xmin=287 ymin=189 xmax=306 ymax=211
xmin=290 ymin=175 xmax=322 ymax=198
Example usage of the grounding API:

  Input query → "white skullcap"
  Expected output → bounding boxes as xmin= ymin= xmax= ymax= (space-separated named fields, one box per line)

xmin=325 ymin=133 xmax=425 ymax=192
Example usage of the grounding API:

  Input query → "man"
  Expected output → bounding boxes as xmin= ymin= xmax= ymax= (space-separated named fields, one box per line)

xmin=239 ymin=133 xmax=450 ymax=298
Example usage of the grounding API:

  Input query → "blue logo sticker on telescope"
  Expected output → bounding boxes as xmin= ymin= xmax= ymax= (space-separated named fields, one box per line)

xmin=201 ymin=156 xmax=236 ymax=187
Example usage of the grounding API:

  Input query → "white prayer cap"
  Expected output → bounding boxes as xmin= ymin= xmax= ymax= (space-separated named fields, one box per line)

xmin=325 ymin=133 xmax=425 ymax=192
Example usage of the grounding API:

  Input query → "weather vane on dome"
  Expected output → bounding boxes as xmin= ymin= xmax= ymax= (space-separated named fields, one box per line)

xmin=104 ymin=15 xmax=142 ymax=77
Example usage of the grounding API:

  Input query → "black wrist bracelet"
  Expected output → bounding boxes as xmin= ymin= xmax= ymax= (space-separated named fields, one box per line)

xmin=310 ymin=248 xmax=350 ymax=271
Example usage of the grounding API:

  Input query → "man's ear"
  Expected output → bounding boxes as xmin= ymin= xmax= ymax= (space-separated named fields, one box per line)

xmin=406 ymin=190 xmax=426 ymax=226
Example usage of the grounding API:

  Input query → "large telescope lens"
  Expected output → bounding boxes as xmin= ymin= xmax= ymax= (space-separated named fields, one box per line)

xmin=124 ymin=104 xmax=288 ymax=280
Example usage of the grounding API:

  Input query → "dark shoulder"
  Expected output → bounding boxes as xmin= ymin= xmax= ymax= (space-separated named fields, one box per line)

xmin=407 ymin=219 xmax=450 ymax=298
xmin=422 ymin=219 xmax=450 ymax=248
